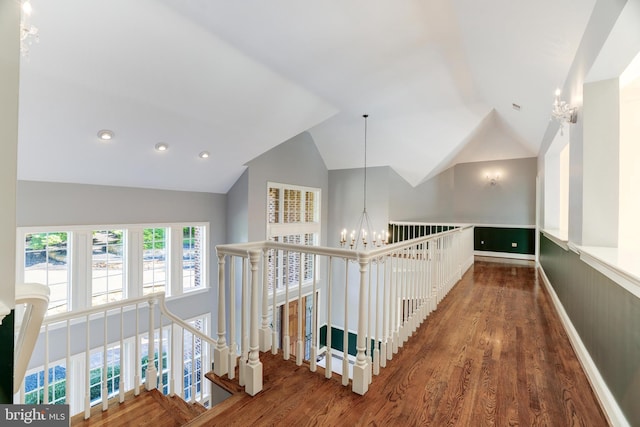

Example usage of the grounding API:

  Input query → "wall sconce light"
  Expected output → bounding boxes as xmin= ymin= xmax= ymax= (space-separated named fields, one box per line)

xmin=551 ymin=89 xmax=577 ymax=135
xmin=486 ymin=173 xmax=500 ymax=186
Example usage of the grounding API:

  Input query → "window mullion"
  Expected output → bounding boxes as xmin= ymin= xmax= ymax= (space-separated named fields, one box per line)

xmin=127 ymin=228 xmax=143 ymax=299
xmin=170 ymin=226 xmax=182 ymax=297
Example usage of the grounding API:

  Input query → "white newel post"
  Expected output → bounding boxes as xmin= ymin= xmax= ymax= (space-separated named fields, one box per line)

xmin=146 ymin=299 xmax=158 ymax=390
xmin=214 ymin=253 xmax=229 ymax=376
xmin=352 ymin=257 xmax=370 ymax=395
xmin=245 ymin=250 xmax=263 ymax=396
xmin=259 ymin=248 xmax=272 ymax=352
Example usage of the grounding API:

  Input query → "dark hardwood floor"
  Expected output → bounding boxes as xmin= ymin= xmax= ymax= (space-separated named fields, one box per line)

xmin=193 ymin=260 xmax=609 ymax=426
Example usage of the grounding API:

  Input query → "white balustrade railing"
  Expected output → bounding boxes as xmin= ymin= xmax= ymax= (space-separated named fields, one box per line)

xmin=14 ymin=292 xmax=214 ymax=419
xmin=214 ymin=225 xmax=474 ymax=396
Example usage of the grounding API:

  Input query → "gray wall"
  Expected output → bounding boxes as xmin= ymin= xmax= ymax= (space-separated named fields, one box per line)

xmin=245 ymin=131 xmax=329 ymax=244
xmin=226 ymin=169 xmax=248 ymax=244
xmin=389 ymin=157 xmax=536 ymax=225
xmin=16 ymin=180 xmax=226 ymax=340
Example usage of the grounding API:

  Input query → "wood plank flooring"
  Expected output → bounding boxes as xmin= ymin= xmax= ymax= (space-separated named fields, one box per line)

xmin=191 ymin=261 xmax=609 ymax=426
xmin=71 ymin=389 xmax=206 ymax=426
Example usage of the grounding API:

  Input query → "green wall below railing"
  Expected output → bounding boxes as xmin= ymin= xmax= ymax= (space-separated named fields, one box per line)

xmin=319 ymin=325 xmax=377 ymax=357
xmin=540 ymin=234 xmax=640 ymax=425
xmin=474 ymin=227 xmax=535 ymax=255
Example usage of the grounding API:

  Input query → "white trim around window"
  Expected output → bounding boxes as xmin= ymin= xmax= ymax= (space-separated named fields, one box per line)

xmin=16 ymin=222 xmax=209 ymax=315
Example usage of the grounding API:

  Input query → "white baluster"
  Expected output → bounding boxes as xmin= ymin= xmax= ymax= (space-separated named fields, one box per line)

xmin=283 ymin=251 xmax=290 ymax=361
xmin=373 ymin=257 xmax=380 ymax=376
xmin=271 ymin=249 xmax=278 ymax=355
xmin=325 ymin=257 xmax=333 ymax=379
xmin=213 ymin=254 xmax=229 ymax=377
xmin=228 ymin=258 xmax=237 ymax=380
xmin=342 ymin=259 xmax=349 ymax=387
xmin=296 ymin=251 xmax=304 ymax=366
xmin=102 ymin=310 xmax=108 ymax=410
xmin=44 ymin=324 xmax=49 ymax=404
xmin=260 ymin=248 xmax=272 ymax=352
xmin=135 ymin=304 xmax=140 ymax=396
xmin=352 ymin=257 xmax=370 ymax=395
xmin=146 ymin=299 xmax=157 ymax=391
xmin=84 ymin=314 xmax=90 ymax=419
xmin=191 ymin=332 xmax=196 ymax=403
xmin=66 ymin=319 xmax=71 ymax=405
xmin=245 ymin=250 xmax=263 ymax=396
xmin=239 ymin=257 xmax=248 ymax=386
xmin=119 ymin=307 xmax=125 ymax=402
xmin=310 ymin=254 xmax=318 ymax=372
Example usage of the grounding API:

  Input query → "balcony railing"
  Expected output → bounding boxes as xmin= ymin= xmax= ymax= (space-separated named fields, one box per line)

xmin=214 ymin=225 xmax=474 ymax=396
xmin=14 ymin=291 xmax=214 ymax=419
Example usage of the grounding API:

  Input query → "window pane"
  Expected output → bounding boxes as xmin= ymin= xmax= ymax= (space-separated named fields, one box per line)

xmin=183 ymin=226 xmax=205 ymax=292
xmin=283 ymin=189 xmax=301 ymax=223
xmin=24 ymin=232 xmax=69 ymax=314
xmin=268 ymin=188 xmax=280 ymax=224
xmin=24 ymin=364 xmax=66 ymax=405
xmin=92 ymin=230 xmax=125 ymax=305
xmin=305 ymin=191 xmax=316 ymax=222
xmin=142 ymin=228 xmax=168 ymax=295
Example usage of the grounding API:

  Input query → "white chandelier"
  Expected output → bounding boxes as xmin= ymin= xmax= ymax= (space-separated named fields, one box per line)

xmin=551 ymin=89 xmax=576 ymax=135
xmin=339 ymin=114 xmax=389 ymax=250
xmin=20 ymin=0 xmax=39 ymax=57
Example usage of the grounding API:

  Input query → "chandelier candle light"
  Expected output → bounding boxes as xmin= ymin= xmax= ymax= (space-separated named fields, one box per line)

xmin=340 ymin=114 xmax=389 ymax=250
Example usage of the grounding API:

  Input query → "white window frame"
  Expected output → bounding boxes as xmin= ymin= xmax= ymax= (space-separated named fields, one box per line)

xmin=16 ymin=222 xmax=209 ymax=314
xmin=266 ymin=183 xmax=321 ymax=292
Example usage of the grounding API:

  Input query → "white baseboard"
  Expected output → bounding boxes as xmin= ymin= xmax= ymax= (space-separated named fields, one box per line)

xmin=538 ymin=265 xmax=629 ymax=427
xmin=474 ymin=250 xmax=535 ymax=261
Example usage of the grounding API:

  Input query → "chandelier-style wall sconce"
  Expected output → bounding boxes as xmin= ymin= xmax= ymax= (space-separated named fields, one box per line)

xmin=551 ymin=89 xmax=577 ymax=135
xmin=20 ymin=0 xmax=39 ymax=57
xmin=486 ymin=173 xmax=500 ymax=186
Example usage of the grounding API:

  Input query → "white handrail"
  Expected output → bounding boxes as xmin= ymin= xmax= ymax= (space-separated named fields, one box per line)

xmin=214 ymin=224 xmax=475 ymax=396
xmin=14 ymin=283 xmax=50 ymax=394
xmin=16 ymin=291 xmax=215 ymax=417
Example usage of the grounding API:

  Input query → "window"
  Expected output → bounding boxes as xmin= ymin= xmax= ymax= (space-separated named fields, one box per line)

xmin=183 ymin=318 xmax=206 ymax=401
xmin=182 ymin=226 xmax=205 ymax=292
xmin=266 ymin=183 xmax=320 ymax=291
xmin=90 ymin=346 xmax=121 ymax=405
xmin=24 ymin=232 xmax=70 ymax=314
xmin=17 ymin=222 xmax=208 ymax=313
xmin=141 ymin=328 xmax=170 ymax=395
xmin=142 ymin=227 xmax=168 ymax=295
xmin=619 ymin=52 xmax=640 ymax=250
xmin=92 ymin=230 xmax=125 ymax=305
xmin=544 ymin=130 xmax=569 ymax=239
xmin=24 ymin=363 xmax=66 ymax=405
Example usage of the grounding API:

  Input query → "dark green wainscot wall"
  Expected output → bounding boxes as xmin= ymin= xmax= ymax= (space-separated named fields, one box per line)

xmin=0 ymin=310 xmax=14 ymax=403
xmin=319 ymin=325 xmax=377 ymax=356
xmin=540 ymin=233 xmax=640 ymax=425
xmin=474 ymin=227 xmax=535 ymax=255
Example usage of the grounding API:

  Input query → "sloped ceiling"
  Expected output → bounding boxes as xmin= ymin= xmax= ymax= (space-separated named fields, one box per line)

xmin=17 ymin=0 xmax=597 ymax=193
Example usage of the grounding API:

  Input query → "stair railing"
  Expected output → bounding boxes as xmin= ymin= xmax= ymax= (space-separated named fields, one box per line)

xmin=14 ymin=291 xmax=216 ymax=419
xmin=214 ymin=225 xmax=474 ymax=396
xmin=14 ymin=282 xmax=50 ymax=394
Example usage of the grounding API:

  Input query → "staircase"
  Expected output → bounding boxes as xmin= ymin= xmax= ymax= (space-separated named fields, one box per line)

xmin=70 ymin=390 xmax=206 ymax=427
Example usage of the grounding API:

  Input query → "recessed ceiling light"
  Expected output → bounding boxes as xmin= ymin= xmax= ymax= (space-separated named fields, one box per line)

xmin=155 ymin=142 xmax=169 ymax=152
xmin=199 ymin=151 xmax=210 ymax=159
xmin=97 ymin=130 xmax=114 ymax=140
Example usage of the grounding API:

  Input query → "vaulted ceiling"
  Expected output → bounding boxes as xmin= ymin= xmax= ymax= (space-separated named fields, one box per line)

xmin=17 ymin=0 xmax=597 ymax=193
